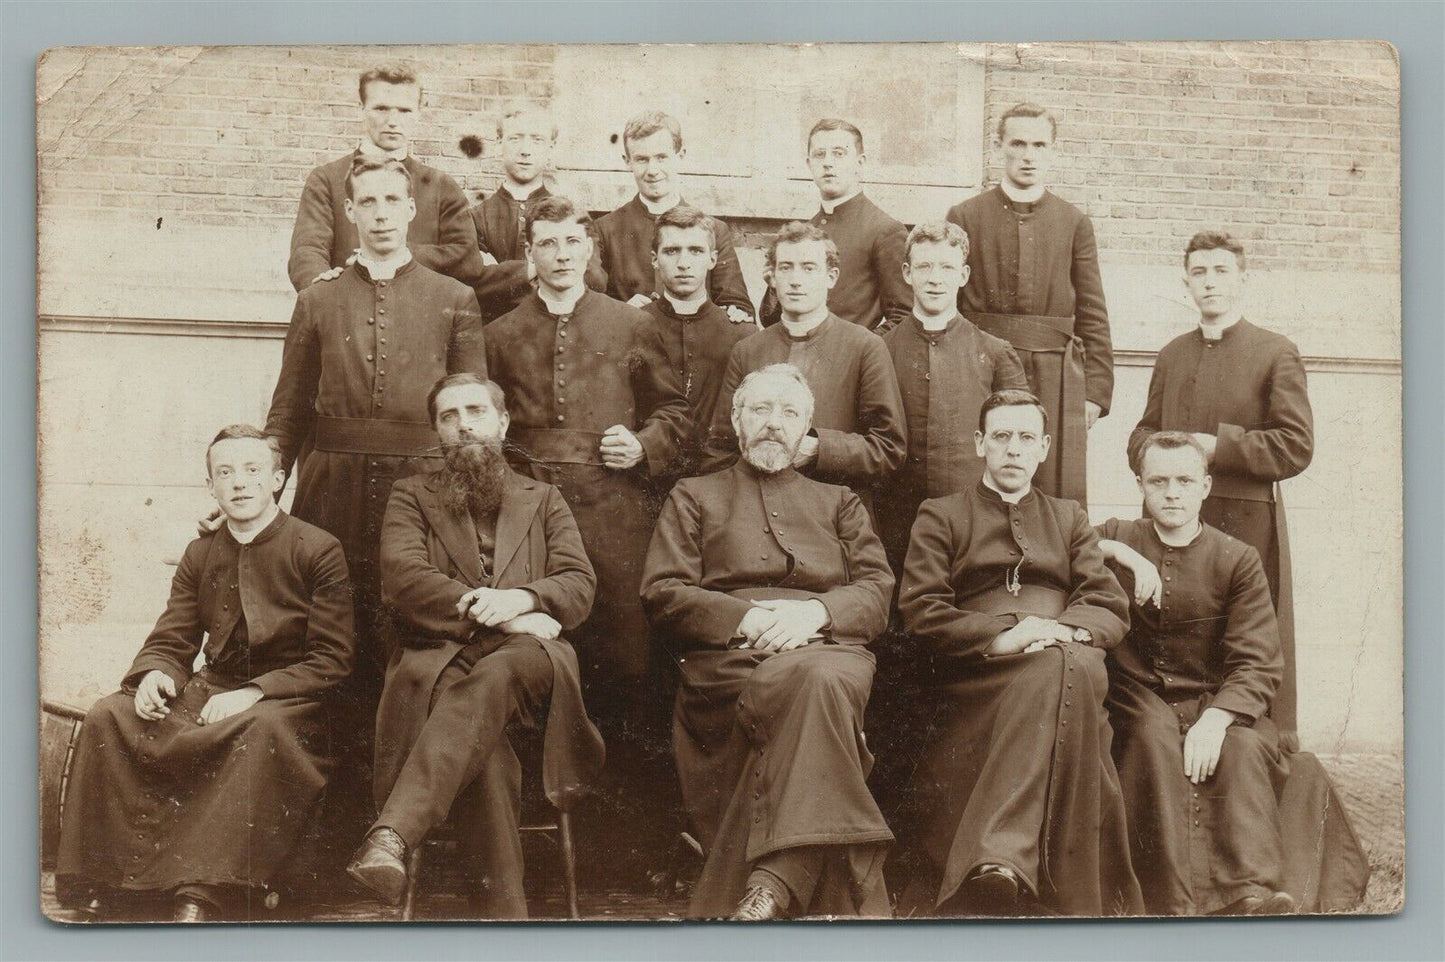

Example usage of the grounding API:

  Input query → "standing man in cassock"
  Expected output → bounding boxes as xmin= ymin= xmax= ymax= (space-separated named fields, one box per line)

xmin=485 ymin=194 xmax=692 ymax=882
xmin=56 ymin=427 xmax=354 ymax=922
xmin=1098 ymin=432 xmax=1367 ymax=915
xmin=1128 ymin=231 xmax=1313 ymax=750
xmin=700 ymin=222 xmax=907 ymax=513
xmin=641 ymin=203 xmax=758 ymax=484
xmin=348 ymin=374 xmax=603 ymax=918
xmin=642 ymin=364 xmax=896 ymax=920
xmin=467 ymin=103 xmax=606 ymax=322
xmin=760 ymin=119 xmax=911 ymax=332
xmin=594 ymin=110 xmax=755 ymax=321
xmin=946 ymin=103 xmax=1113 ymax=505
xmin=288 ymin=64 xmax=483 ymax=291
xmin=266 ymin=156 xmax=485 ymax=851
xmin=898 ymin=389 xmax=1141 ymax=917
xmin=878 ymin=220 xmax=1028 ymax=571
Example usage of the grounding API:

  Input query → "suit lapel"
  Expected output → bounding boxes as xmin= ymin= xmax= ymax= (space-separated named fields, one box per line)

xmin=417 ymin=478 xmax=484 ymax=587
xmin=492 ymin=472 xmax=545 ymax=583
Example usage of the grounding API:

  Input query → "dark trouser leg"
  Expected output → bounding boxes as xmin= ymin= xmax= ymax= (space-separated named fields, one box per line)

xmin=449 ymin=737 xmax=527 ymax=919
xmin=752 ymin=846 xmax=828 ymax=912
xmin=1203 ymin=723 xmax=1287 ymax=913
xmin=374 ymin=637 xmax=552 ymax=849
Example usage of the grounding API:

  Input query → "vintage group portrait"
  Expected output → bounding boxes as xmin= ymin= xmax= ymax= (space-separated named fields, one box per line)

xmin=35 ymin=39 xmax=1403 ymax=923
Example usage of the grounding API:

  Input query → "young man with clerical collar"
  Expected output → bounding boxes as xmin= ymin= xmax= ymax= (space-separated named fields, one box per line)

xmin=1127 ymin=230 xmax=1314 ymax=751
xmin=288 ymin=63 xmax=482 ymax=291
xmin=347 ymin=373 xmax=603 ymax=918
xmin=642 ymin=364 xmax=895 ymax=920
xmin=594 ymin=110 xmax=755 ymax=321
xmin=1096 ymin=431 xmax=1367 ymax=915
xmin=760 ymin=118 xmax=911 ymax=332
xmin=266 ymin=156 xmax=485 ymax=792
xmin=468 ymin=103 xmax=605 ymax=322
xmin=55 ymin=427 xmax=354 ymax=922
xmin=898 ymin=389 xmax=1141 ymax=918
xmin=701 ymin=221 xmax=905 ymax=511
xmin=485 ymin=193 xmax=692 ymax=882
xmin=945 ymin=102 xmax=1114 ymax=505
xmin=878 ymin=220 xmax=1028 ymax=571
xmin=641 ymin=203 xmax=759 ymax=481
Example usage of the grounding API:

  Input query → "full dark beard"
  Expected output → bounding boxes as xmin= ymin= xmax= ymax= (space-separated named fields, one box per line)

xmin=439 ymin=436 xmax=509 ymax=517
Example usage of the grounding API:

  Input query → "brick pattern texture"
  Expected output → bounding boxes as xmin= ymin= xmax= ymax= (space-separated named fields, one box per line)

xmin=37 ymin=41 xmax=1398 ymax=272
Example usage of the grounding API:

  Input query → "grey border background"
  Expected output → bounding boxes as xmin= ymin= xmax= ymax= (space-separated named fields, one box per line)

xmin=4 ymin=2 xmax=1439 ymax=959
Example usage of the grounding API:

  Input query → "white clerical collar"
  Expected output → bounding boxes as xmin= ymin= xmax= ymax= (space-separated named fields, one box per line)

xmin=1154 ymin=517 xmax=1204 ymax=547
xmin=1000 ymin=180 xmax=1045 ymax=204
xmin=1198 ymin=315 xmax=1242 ymax=341
xmin=819 ymin=187 xmax=862 ymax=215
xmin=780 ymin=309 xmax=830 ymax=338
xmin=502 ymin=179 xmax=545 ymax=201
xmin=982 ymin=474 xmax=1029 ymax=504
xmin=914 ymin=308 xmax=957 ymax=332
xmin=539 ymin=285 xmax=586 ymax=316
xmin=359 ymin=139 xmax=407 ymax=162
xmin=356 ymin=248 xmax=413 ymax=281
xmin=664 ymin=290 xmax=708 ymax=316
xmin=638 ymin=193 xmax=680 ymax=216
xmin=228 ymin=502 xmax=279 ymax=545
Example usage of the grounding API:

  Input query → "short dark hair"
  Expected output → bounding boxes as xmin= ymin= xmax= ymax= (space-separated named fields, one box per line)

xmin=651 ymin=204 xmax=715 ymax=253
xmin=523 ymin=194 xmax=593 ymax=244
xmin=623 ymin=110 xmax=683 ymax=154
xmin=905 ymin=221 xmax=970 ymax=263
xmin=345 ymin=156 xmax=413 ymax=201
xmin=1184 ymin=230 xmax=1247 ymax=271
xmin=766 ymin=221 xmax=839 ymax=272
xmin=997 ymin=102 xmax=1058 ymax=142
xmin=206 ymin=424 xmax=282 ymax=475
xmin=977 ymin=389 xmax=1049 ymax=434
xmin=808 ymin=118 xmax=864 ymax=155
xmin=1136 ymin=430 xmax=1211 ymax=474
xmin=358 ymin=64 xmax=421 ymax=104
xmin=426 ymin=373 xmax=507 ymax=426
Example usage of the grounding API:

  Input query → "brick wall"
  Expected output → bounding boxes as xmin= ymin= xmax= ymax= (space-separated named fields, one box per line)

xmin=38 ymin=41 xmax=1398 ymax=271
xmin=38 ymin=44 xmax=554 ymax=227
xmin=983 ymin=41 xmax=1399 ymax=272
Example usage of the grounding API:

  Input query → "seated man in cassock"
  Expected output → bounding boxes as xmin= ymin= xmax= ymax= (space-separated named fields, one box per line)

xmin=898 ymin=389 xmax=1141 ymax=917
xmin=347 ymin=373 xmax=604 ymax=917
xmin=55 ymin=426 xmax=355 ymax=922
xmin=641 ymin=363 xmax=896 ymax=920
xmin=1098 ymin=431 xmax=1367 ymax=915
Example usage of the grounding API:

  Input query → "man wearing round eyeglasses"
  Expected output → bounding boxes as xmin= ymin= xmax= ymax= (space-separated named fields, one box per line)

xmin=897 ymin=389 xmax=1140 ymax=918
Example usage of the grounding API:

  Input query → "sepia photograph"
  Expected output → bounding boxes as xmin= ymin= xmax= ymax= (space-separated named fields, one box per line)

xmin=35 ymin=38 xmax=1402 ymax=925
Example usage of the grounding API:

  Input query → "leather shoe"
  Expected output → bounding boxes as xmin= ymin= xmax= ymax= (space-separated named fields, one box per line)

xmin=171 ymin=896 xmax=209 ymax=923
xmin=730 ymin=884 xmax=786 ymax=921
xmin=1215 ymin=890 xmax=1297 ymax=916
xmin=346 ymin=827 xmax=409 ymax=906
xmin=961 ymin=863 xmax=1022 ymax=916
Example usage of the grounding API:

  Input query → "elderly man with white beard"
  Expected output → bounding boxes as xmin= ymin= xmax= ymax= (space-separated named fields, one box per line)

xmin=347 ymin=373 xmax=603 ymax=918
xmin=641 ymin=363 xmax=896 ymax=920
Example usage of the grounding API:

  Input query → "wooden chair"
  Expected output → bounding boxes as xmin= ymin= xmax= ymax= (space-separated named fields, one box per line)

xmin=401 ymin=806 xmax=578 ymax=921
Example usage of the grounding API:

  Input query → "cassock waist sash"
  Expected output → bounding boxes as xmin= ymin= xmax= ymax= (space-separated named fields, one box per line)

xmin=506 ymin=428 xmax=605 ymax=466
xmin=314 ymin=416 xmax=441 ymax=458
xmin=969 ymin=312 xmax=1089 ymax=504
xmin=961 ymin=584 xmax=1069 ymax=620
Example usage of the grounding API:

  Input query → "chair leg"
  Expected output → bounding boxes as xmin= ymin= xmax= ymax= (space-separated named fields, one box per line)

xmin=401 ymin=846 xmax=423 ymax=921
xmin=558 ymin=811 xmax=579 ymax=920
